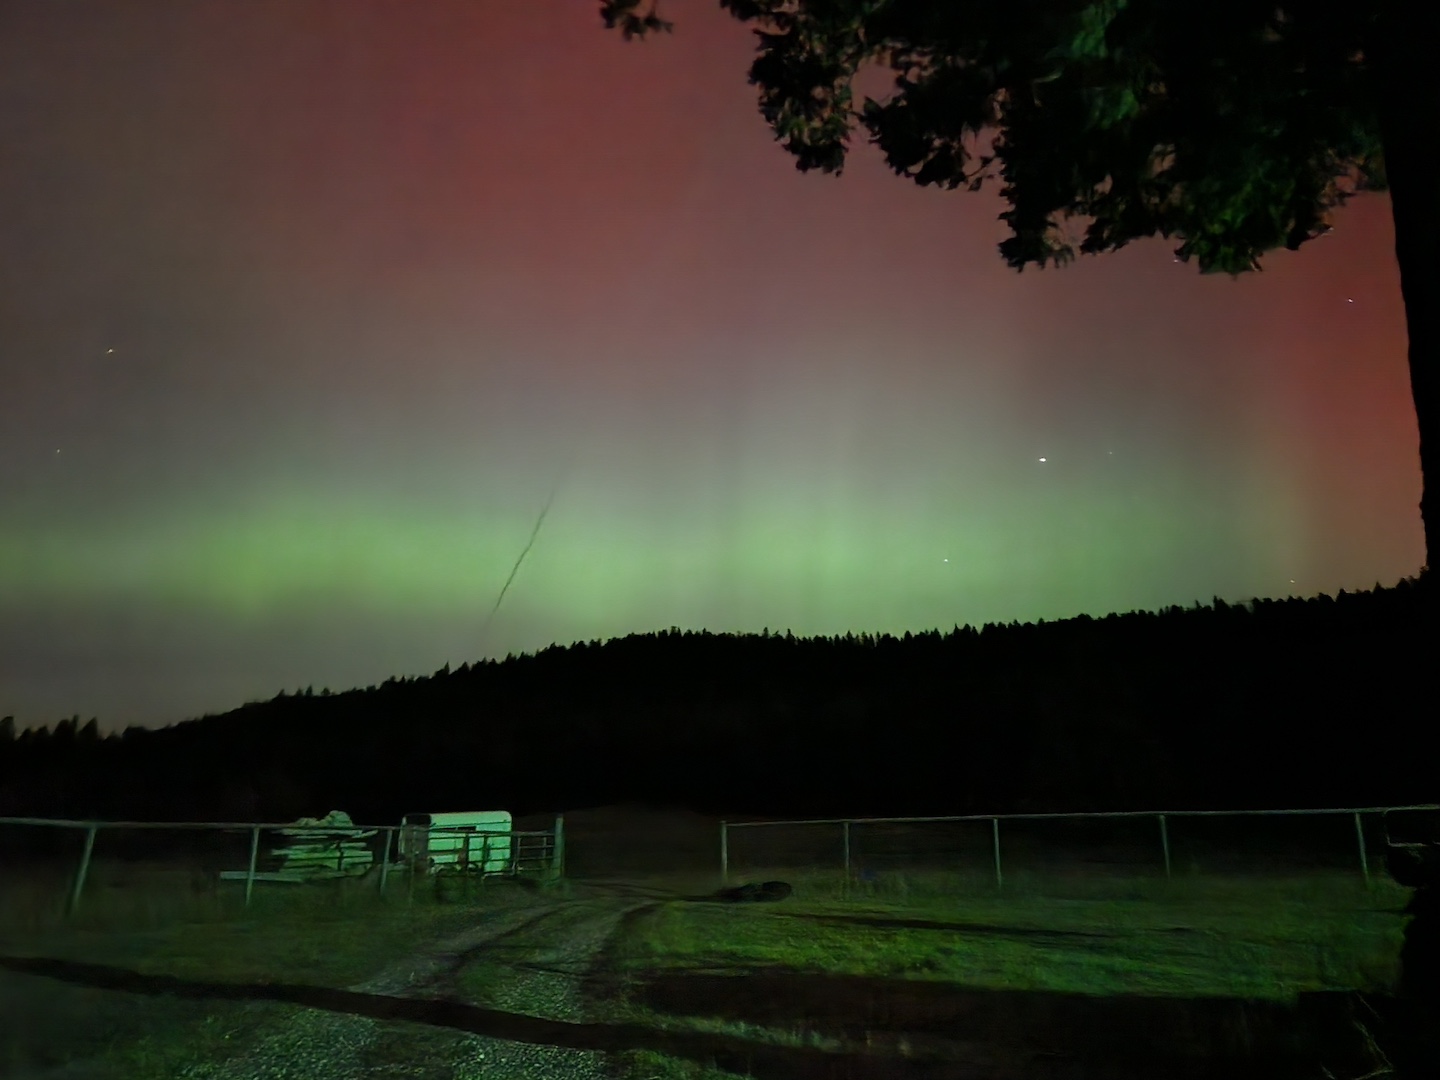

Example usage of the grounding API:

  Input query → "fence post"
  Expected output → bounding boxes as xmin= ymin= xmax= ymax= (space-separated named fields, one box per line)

xmin=553 ymin=815 xmax=565 ymax=879
xmin=720 ymin=821 xmax=729 ymax=885
xmin=408 ymin=835 xmax=418 ymax=906
xmin=244 ymin=825 xmax=260 ymax=908
xmin=68 ymin=825 xmax=98 ymax=915
xmin=842 ymin=820 xmax=851 ymax=891
xmin=379 ymin=828 xmax=393 ymax=895
xmin=991 ymin=818 xmax=1003 ymax=889
xmin=1159 ymin=814 xmax=1172 ymax=880
xmin=1354 ymin=811 xmax=1370 ymax=886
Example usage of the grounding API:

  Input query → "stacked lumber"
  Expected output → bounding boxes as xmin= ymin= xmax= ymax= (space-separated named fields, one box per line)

xmin=271 ymin=810 xmax=376 ymax=879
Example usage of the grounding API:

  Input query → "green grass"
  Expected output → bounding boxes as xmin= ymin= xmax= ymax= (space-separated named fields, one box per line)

xmin=10 ymin=888 xmax=498 ymax=984
xmin=619 ymin=884 xmax=1403 ymax=997
xmin=3 ymin=862 xmax=1409 ymax=1079
xmin=599 ymin=869 xmax=1410 ymax=1079
xmin=453 ymin=948 xmax=513 ymax=1006
xmin=617 ymin=1048 xmax=753 ymax=1079
xmin=0 ymin=867 xmax=546 ymax=1079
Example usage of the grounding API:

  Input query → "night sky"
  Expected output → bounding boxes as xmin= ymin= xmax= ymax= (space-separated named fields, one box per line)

xmin=0 ymin=1 xmax=1423 ymax=732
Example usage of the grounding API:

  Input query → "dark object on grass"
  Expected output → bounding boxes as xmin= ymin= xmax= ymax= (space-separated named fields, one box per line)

xmin=1385 ymin=811 xmax=1440 ymax=1005
xmin=717 ymin=880 xmax=793 ymax=903
xmin=1380 ymin=810 xmax=1440 ymax=1079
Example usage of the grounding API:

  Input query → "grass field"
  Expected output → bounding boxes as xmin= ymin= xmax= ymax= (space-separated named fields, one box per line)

xmin=0 ymin=863 xmax=549 ymax=1079
xmin=595 ymin=869 xmax=1410 ymax=1079
xmin=0 ymin=844 xmax=1416 ymax=1079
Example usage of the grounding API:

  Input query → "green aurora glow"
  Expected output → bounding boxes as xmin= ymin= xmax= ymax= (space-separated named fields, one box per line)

xmin=0 ymin=0 xmax=1423 ymax=730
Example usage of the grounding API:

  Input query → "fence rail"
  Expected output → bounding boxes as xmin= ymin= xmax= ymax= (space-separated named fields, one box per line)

xmin=719 ymin=804 xmax=1440 ymax=888
xmin=0 ymin=814 xmax=565 ymax=915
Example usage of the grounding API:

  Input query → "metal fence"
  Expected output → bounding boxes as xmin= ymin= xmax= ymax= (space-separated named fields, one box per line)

xmin=719 ymin=805 xmax=1440 ymax=889
xmin=0 ymin=814 xmax=565 ymax=917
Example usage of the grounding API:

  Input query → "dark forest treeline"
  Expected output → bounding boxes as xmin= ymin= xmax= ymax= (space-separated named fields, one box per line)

xmin=1 ymin=580 xmax=1434 ymax=824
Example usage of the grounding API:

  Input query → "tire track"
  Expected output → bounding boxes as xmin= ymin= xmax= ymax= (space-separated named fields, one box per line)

xmin=180 ymin=898 xmax=644 ymax=1080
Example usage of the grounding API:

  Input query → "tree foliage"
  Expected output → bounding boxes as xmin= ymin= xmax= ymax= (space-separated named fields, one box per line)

xmin=602 ymin=1 xmax=1439 ymax=576
xmin=602 ymin=0 xmax=1387 ymax=275
xmin=0 ymin=582 xmax=1432 ymax=823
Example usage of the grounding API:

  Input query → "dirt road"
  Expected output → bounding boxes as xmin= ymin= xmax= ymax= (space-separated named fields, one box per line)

xmin=4 ymin=891 xmax=653 ymax=1080
xmin=189 ymin=897 xmax=644 ymax=1080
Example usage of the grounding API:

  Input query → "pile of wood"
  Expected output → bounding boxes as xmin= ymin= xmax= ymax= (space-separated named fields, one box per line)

xmin=271 ymin=810 xmax=376 ymax=879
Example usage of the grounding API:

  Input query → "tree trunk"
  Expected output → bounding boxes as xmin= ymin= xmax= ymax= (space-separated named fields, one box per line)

xmin=1374 ymin=32 xmax=1440 ymax=1080
xmin=1374 ymin=2 xmax=1440 ymax=576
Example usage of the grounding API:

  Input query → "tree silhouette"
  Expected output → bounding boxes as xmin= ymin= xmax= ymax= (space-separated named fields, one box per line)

xmin=601 ymin=0 xmax=1438 ymax=574
xmin=0 ymin=582 xmax=1432 ymax=824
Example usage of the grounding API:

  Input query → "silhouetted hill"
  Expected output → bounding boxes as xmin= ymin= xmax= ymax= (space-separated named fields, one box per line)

xmin=1 ymin=579 xmax=1433 ymax=823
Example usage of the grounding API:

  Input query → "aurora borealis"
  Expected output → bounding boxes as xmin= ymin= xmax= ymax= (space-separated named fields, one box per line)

xmin=0 ymin=0 xmax=1424 ymax=732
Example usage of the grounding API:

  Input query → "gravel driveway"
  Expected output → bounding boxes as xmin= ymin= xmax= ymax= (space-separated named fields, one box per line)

xmin=179 ymin=895 xmax=647 ymax=1080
